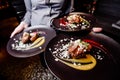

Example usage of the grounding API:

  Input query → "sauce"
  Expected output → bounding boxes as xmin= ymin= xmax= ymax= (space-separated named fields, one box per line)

xmin=54 ymin=54 xmax=96 ymax=70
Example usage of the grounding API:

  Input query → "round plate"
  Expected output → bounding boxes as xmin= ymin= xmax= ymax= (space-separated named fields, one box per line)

xmin=52 ymin=12 xmax=96 ymax=32
xmin=7 ymin=25 xmax=56 ymax=58
xmin=44 ymin=32 xmax=120 ymax=80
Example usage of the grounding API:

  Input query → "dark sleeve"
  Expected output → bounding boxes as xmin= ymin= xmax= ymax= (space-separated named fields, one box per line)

xmin=61 ymin=0 xmax=74 ymax=17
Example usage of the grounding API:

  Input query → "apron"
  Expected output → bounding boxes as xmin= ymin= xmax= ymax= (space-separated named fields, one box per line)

xmin=23 ymin=0 xmax=73 ymax=26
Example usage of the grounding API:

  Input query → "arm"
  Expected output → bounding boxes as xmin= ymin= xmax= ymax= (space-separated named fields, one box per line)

xmin=62 ymin=0 xmax=74 ymax=16
xmin=65 ymin=0 xmax=74 ymax=13
xmin=10 ymin=0 xmax=32 ymax=38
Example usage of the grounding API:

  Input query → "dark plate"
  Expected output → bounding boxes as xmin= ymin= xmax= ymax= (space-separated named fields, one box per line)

xmin=44 ymin=32 xmax=120 ymax=80
xmin=7 ymin=25 xmax=56 ymax=58
xmin=52 ymin=12 xmax=96 ymax=32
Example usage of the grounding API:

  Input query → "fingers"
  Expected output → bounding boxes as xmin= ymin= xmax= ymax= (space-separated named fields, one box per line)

xmin=10 ymin=26 xmax=23 ymax=38
xmin=10 ymin=27 xmax=23 ymax=38
xmin=92 ymin=27 xmax=102 ymax=33
xmin=10 ymin=31 xmax=17 ymax=38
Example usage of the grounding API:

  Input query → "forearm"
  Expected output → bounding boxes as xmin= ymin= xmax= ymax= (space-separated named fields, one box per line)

xmin=64 ymin=0 xmax=74 ymax=14
xmin=22 ymin=11 xmax=31 ymax=25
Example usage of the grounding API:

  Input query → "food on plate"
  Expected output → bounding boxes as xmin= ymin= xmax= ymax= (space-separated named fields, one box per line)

xmin=21 ymin=32 xmax=39 ymax=43
xmin=57 ymin=54 xmax=96 ymax=70
xmin=21 ymin=32 xmax=30 ymax=43
xmin=60 ymin=14 xmax=90 ymax=30
xmin=11 ymin=31 xmax=46 ymax=51
xmin=30 ymin=36 xmax=45 ymax=48
xmin=51 ymin=39 xmax=93 ymax=59
xmin=67 ymin=14 xmax=82 ymax=24
xmin=68 ymin=39 xmax=92 ymax=58
xmin=30 ymin=32 xmax=38 ymax=42
xmin=50 ymin=38 xmax=97 ymax=70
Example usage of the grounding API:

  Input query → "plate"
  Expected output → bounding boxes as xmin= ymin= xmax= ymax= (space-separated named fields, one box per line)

xmin=7 ymin=25 xmax=56 ymax=58
xmin=44 ymin=32 xmax=120 ymax=80
xmin=52 ymin=12 xmax=96 ymax=32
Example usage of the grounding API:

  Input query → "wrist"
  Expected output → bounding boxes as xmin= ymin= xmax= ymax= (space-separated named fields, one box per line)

xmin=20 ymin=21 xmax=28 ymax=28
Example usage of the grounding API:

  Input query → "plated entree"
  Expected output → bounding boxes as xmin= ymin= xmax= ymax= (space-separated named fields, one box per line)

xmin=60 ymin=14 xmax=90 ymax=30
xmin=49 ymin=38 xmax=99 ymax=70
xmin=11 ymin=31 xmax=46 ymax=51
xmin=68 ymin=39 xmax=92 ymax=58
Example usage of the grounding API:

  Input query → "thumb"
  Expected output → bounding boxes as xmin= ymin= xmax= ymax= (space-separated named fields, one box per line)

xmin=10 ymin=31 xmax=17 ymax=38
xmin=92 ymin=27 xmax=102 ymax=32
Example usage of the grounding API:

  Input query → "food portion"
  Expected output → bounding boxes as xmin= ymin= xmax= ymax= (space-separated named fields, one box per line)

xmin=68 ymin=39 xmax=92 ymax=58
xmin=60 ymin=14 xmax=90 ymax=30
xmin=11 ymin=31 xmax=46 ymax=51
xmin=49 ymin=38 xmax=97 ymax=70
xmin=21 ymin=32 xmax=30 ymax=43
xmin=30 ymin=36 xmax=45 ymax=48
xmin=21 ymin=32 xmax=39 ymax=43
xmin=30 ymin=32 xmax=39 ymax=42
xmin=67 ymin=14 xmax=82 ymax=24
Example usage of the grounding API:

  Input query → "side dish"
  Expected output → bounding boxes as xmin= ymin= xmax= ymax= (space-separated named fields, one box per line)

xmin=11 ymin=31 xmax=46 ymax=51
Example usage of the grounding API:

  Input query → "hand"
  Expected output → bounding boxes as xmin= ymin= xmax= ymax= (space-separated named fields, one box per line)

xmin=92 ymin=27 xmax=102 ymax=32
xmin=10 ymin=22 xmax=28 ymax=38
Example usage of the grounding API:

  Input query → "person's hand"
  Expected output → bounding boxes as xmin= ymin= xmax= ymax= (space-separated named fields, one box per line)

xmin=92 ymin=27 xmax=102 ymax=32
xmin=10 ymin=22 xmax=28 ymax=38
